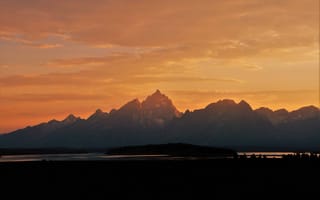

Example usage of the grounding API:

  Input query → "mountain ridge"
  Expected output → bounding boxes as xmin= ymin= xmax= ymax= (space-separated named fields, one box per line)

xmin=0 ymin=90 xmax=319 ymax=150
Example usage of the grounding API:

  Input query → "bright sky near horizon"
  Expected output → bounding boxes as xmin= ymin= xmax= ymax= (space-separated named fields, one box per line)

xmin=0 ymin=0 xmax=319 ymax=133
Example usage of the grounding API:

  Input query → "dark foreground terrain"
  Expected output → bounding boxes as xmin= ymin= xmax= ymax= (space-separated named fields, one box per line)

xmin=1 ymin=159 xmax=319 ymax=199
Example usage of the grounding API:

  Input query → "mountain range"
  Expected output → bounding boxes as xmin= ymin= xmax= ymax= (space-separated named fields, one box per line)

xmin=0 ymin=90 xmax=319 ymax=151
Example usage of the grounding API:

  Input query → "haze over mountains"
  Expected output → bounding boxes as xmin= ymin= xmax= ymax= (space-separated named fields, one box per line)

xmin=0 ymin=90 xmax=319 ymax=151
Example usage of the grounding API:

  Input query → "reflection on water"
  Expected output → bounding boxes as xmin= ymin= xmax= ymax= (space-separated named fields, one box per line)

xmin=0 ymin=152 xmax=307 ymax=162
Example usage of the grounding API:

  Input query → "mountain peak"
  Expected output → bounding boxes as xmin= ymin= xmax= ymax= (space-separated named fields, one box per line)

xmin=154 ymin=89 xmax=162 ymax=95
xmin=130 ymin=98 xmax=141 ymax=105
xmin=64 ymin=114 xmax=76 ymax=120
xmin=62 ymin=114 xmax=79 ymax=124
xmin=119 ymin=98 xmax=141 ymax=112
xmin=150 ymin=89 xmax=165 ymax=98
xmin=141 ymin=90 xmax=181 ymax=124
xmin=48 ymin=119 xmax=59 ymax=124
xmin=238 ymin=100 xmax=252 ymax=110
xmin=218 ymin=99 xmax=237 ymax=105
xmin=95 ymin=109 xmax=103 ymax=114
xmin=256 ymin=107 xmax=273 ymax=113
xmin=143 ymin=90 xmax=170 ymax=104
xmin=274 ymin=109 xmax=289 ymax=115
xmin=295 ymin=105 xmax=319 ymax=112
xmin=88 ymin=109 xmax=108 ymax=121
xmin=206 ymin=99 xmax=236 ymax=109
xmin=290 ymin=105 xmax=320 ymax=120
xmin=143 ymin=90 xmax=177 ymax=107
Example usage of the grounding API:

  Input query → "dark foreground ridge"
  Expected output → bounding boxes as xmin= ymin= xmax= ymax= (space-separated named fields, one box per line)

xmin=107 ymin=143 xmax=236 ymax=157
xmin=1 ymin=159 xmax=319 ymax=198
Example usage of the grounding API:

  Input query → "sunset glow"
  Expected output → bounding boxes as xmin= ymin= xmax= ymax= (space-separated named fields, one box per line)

xmin=0 ymin=0 xmax=319 ymax=133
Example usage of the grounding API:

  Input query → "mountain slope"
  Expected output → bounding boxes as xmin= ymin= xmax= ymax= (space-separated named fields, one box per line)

xmin=0 ymin=115 xmax=82 ymax=148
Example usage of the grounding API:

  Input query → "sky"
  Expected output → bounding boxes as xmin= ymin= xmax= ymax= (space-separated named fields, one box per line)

xmin=0 ymin=0 xmax=319 ymax=133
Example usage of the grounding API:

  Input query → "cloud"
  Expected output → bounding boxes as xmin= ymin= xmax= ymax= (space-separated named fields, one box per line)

xmin=0 ymin=93 xmax=110 ymax=102
xmin=0 ymin=72 xmax=109 ymax=86
xmin=243 ymin=64 xmax=263 ymax=71
xmin=0 ymin=0 xmax=317 ymax=48
xmin=46 ymin=57 xmax=111 ymax=67
xmin=42 ymin=44 xmax=183 ymax=69
xmin=0 ymin=0 xmax=317 ymax=74
xmin=0 ymin=31 xmax=63 ymax=48
xmin=131 ymin=74 xmax=244 ymax=84
xmin=170 ymin=89 xmax=317 ymax=96
xmin=34 ymin=43 xmax=63 ymax=49
xmin=0 ymin=64 xmax=9 ymax=69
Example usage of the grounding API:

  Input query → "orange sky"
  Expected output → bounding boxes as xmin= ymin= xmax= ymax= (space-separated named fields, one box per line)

xmin=0 ymin=0 xmax=319 ymax=133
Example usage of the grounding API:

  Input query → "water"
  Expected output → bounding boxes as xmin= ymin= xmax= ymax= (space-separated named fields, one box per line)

xmin=0 ymin=152 xmax=303 ymax=162
xmin=0 ymin=153 xmax=176 ymax=162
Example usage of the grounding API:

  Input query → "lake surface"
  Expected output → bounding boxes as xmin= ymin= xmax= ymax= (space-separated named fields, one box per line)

xmin=0 ymin=153 xmax=170 ymax=162
xmin=0 ymin=152 xmax=301 ymax=162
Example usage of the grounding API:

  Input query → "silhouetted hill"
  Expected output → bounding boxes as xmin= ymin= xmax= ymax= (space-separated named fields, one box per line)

xmin=107 ymin=143 xmax=236 ymax=157
xmin=255 ymin=106 xmax=319 ymax=125
xmin=166 ymin=99 xmax=275 ymax=147
xmin=255 ymin=106 xmax=320 ymax=150
xmin=0 ymin=90 xmax=319 ymax=150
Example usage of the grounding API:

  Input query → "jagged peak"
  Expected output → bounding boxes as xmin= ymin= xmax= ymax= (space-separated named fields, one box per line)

xmin=95 ymin=109 xmax=103 ymax=114
xmin=62 ymin=114 xmax=80 ymax=124
xmin=119 ymin=98 xmax=141 ymax=110
xmin=256 ymin=107 xmax=273 ymax=112
xmin=143 ymin=90 xmax=172 ymax=105
xmin=140 ymin=90 xmax=181 ymax=118
xmin=184 ymin=109 xmax=191 ymax=114
xmin=205 ymin=99 xmax=254 ymax=111
xmin=239 ymin=100 xmax=248 ymax=105
xmin=153 ymin=89 xmax=162 ymax=96
xmin=110 ymin=109 xmax=117 ymax=114
xmin=274 ymin=109 xmax=289 ymax=114
xmin=294 ymin=105 xmax=319 ymax=112
xmin=125 ymin=98 xmax=141 ymax=105
xmin=145 ymin=89 xmax=167 ymax=100
xmin=64 ymin=114 xmax=77 ymax=120
xmin=290 ymin=105 xmax=319 ymax=120
xmin=218 ymin=99 xmax=236 ymax=105
xmin=88 ymin=109 xmax=107 ymax=120
xmin=238 ymin=100 xmax=252 ymax=110
xmin=206 ymin=99 xmax=236 ymax=109
xmin=48 ymin=119 xmax=59 ymax=124
xmin=129 ymin=98 xmax=141 ymax=105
